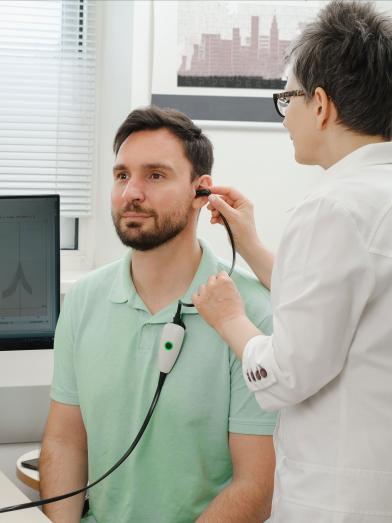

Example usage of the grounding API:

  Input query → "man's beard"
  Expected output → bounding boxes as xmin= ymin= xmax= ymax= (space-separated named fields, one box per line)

xmin=112 ymin=201 xmax=192 ymax=251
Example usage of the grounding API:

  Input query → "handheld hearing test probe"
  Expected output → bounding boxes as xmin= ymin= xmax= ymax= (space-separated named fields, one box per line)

xmin=0 ymin=188 xmax=236 ymax=514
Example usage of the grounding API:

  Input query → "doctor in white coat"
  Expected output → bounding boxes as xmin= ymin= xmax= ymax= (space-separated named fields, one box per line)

xmin=193 ymin=1 xmax=392 ymax=522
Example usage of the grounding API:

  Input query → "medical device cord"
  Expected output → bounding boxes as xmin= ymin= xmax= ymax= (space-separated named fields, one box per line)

xmin=0 ymin=372 xmax=167 ymax=514
xmin=179 ymin=212 xmax=236 ymax=310
xmin=0 ymin=205 xmax=237 ymax=514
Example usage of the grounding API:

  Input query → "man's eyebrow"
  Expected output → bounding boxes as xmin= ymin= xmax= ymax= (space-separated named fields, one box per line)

xmin=113 ymin=164 xmax=127 ymax=173
xmin=112 ymin=163 xmax=175 ymax=173
xmin=142 ymin=162 xmax=175 ymax=172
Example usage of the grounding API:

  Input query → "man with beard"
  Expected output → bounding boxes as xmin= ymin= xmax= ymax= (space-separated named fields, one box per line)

xmin=39 ymin=106 xmax=276 ymax=523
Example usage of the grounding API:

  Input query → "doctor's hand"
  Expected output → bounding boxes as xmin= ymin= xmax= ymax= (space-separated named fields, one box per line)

xmin=208 ymin=186 xmax=275 ymax=290
xmin=207 ymin=186 xmax=259 ymax=258
xmin=193 ymin=272 xmax=261 ymax=359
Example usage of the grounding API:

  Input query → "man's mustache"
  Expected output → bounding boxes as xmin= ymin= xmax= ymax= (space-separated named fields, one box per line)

xmin=120 ymin=203 xmax=157 ymax=217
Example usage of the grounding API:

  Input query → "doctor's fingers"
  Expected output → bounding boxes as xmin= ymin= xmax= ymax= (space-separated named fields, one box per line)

xmin=208 ymin=192 xmax=254 ymax=224
xmin=206 ymin=271 xmax=230 ymax=285
xmin=207 ymin=193 xmax=235 ymax=209
xmin=210 ymin=185 xmax=250 ymax=210
xmin=193 ymin=272 xmax=230 ymax=299
xmin=206 ymin=206 xmax=223 ymax=225
xmin=207 ymin=196 xmax=232 ymax=225
xmin=205 ymin=272 xmax=236 ymax=299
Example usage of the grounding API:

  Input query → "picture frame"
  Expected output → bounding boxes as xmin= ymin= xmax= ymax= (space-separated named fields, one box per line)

xmin=151 ymin=0 xmax=325 ymax=127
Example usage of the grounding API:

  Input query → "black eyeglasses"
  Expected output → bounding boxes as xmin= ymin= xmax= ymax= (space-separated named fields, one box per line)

xmin=273 ymin=90 xmax=305 ymax=118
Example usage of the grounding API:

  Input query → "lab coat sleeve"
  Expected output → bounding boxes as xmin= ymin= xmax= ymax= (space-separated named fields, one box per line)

xmin=242 ymin=196 xmax=374 ymax=411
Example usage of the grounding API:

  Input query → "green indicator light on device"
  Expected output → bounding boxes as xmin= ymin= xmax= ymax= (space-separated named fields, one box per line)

xmin=164 ymin=341 xmax=173 ymax=351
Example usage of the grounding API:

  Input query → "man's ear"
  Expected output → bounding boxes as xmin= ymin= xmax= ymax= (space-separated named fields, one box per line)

xmin=314 ymin=86 xmax=337 ymax=130
xmin=192 ymin=174 xmax=213 ymax=209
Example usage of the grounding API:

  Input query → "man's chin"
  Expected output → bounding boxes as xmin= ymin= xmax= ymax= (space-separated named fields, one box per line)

xmin=118 ymin=233 xmax=150 ymax=251
xmin=118 ymin=228 xmax=185 ymax=251
xmin=117 ymin=231 xmax=167 ymax=251
xmin=113 ymin=212 xmax=189 ymax=251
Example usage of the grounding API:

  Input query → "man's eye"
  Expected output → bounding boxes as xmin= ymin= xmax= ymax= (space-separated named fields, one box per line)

xmin=150 ymin=172 xmax=163 ymax=180
xmin=116 ymin=172 xmax=128 ymax=180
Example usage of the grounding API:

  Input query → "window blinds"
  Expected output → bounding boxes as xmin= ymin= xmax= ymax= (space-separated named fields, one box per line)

xmin=0 ymin=0 xmax=97 ymax=217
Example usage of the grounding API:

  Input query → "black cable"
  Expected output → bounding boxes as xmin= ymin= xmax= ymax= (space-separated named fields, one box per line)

xmin=219 ymin=213 xmax=236 ymax=278
xmin=180 ymin=212 xmax=236 ymax=308
xmin=0 ymin=372 xmax=167 ymax=514
xmin=173 ymin=300 xmax=186 ymax=328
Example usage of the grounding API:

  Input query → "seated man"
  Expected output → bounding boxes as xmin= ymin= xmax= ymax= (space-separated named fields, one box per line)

xmin=39 ymin=106 xmax=277 ymax=523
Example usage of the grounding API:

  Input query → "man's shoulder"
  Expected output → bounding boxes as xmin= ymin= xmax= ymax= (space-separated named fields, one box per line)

xmin=216 ymin=258 xmax=271 ymax=308
xmin=200 ymin=240 xmax=269 ymax=300
xmin=66 ymin=257 xmax=123 ymax=301
xmin=217 ymin=257 xmax=267 ymax=288
xmin=199 ymin=241 xmax=271 ymax=329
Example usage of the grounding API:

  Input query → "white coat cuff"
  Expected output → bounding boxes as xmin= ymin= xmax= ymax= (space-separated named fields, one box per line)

xmin=242 ymin=335 xmax=277 ymax=392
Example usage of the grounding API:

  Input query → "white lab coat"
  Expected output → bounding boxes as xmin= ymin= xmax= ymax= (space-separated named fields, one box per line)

xmin=243 ymin=143 xmax=392 ymax=522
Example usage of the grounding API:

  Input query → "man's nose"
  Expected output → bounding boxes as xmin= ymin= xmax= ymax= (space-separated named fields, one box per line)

xmin=121 ymin=179 xmax=145 ymax=202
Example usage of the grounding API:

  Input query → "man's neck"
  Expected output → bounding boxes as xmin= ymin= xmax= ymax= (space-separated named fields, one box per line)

xmin=130 ymin=233 xmax=202 ymax=315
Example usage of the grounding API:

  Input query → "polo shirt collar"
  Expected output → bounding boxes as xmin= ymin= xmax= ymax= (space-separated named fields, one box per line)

xmin=109 ymin=239 xmax=219 ymax=323
xmin=327 ymin=142 xmax=392 ymax=178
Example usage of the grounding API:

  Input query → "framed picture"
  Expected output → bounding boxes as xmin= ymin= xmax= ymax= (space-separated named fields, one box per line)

xmin=151 ymin=0 xmax=325 ymax=127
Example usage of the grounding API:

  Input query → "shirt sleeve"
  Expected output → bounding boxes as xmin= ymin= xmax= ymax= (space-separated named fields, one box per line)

xmin=229 ymin=293 xmax=277 ymax=435
xmin=50 ymin=288 xmax=80 ymax=405
xmin=242 ymin=197 xmax=374 ymax=411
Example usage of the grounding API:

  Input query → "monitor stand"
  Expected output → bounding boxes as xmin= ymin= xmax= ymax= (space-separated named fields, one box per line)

xmin=0 ymin=350 xmax=53 ymax=444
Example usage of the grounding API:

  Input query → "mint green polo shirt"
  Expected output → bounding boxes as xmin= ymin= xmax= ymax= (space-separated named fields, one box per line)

xmin=51 ymin=239 xmax=276 ymax=523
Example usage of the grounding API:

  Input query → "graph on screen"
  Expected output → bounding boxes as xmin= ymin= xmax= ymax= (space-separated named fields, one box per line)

xmin=0 ymin=220 xmax=47 ymax=318
xmin=0 ymin=195 xmax=59 ymax=349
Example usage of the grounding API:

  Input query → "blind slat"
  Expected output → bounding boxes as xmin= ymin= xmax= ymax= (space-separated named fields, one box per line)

xmin=0 ymin=0 xmax=96 ymax=217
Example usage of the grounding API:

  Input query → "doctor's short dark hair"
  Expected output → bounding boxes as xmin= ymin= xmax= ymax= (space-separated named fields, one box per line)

xmin=289 ymin=0 xmax=392 ymax=139
xmin=113 ymin=106 xmax=213 ymax=180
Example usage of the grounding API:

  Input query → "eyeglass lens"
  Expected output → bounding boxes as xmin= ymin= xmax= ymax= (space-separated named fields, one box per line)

xmin=277 ymin=98 xmax=289 ymax=117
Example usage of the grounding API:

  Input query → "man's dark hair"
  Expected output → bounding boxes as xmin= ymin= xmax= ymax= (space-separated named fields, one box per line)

xmin=289 ymin=0 xmax=392 ymax=139
xmin=113 ymin=106 xmax=213 ymax=180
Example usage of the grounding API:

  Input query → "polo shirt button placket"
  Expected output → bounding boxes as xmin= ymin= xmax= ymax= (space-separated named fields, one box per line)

xmin=139 ymin=323 xmax=152 ymax=353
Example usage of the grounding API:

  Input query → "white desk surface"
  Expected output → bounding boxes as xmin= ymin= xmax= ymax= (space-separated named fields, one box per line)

xmin=0 ymin=470 xmax=50 ymax=522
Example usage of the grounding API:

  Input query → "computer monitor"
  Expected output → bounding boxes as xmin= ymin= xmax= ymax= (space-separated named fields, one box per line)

xmin=0 ymin=195 xmax=60 ymax=443
xmin=0 ymin=195 xmax=60 ymax=351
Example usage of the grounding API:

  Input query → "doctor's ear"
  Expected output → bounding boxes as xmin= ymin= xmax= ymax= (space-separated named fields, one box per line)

xmin=314 ymin=86 xmax=336 ymax=130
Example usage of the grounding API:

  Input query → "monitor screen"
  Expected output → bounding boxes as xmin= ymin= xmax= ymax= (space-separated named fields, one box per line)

xmin=0 ymin=195 xmax=60 ymax=350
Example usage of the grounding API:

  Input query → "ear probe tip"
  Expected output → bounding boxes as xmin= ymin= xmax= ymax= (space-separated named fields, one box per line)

xmin=195 ymin=189 xmax=211 ymax=197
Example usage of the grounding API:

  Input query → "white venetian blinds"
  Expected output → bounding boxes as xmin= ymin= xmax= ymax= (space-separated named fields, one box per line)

xmin=0 ymin=0 xmax=97 ymax=216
